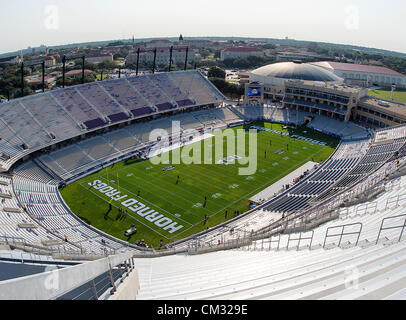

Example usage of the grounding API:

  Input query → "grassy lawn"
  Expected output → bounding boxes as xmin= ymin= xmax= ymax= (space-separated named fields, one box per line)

xmin=369 ymin=88 xmax=406 ymax=104
xmin=60 ymin=122 xmax=338 ymax=248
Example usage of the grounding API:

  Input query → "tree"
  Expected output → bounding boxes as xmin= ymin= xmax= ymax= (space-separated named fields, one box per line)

xmin=0 ymin=65 xmax=32 ymax=98
xmin=261 ymin=43 xmax=276 ymax=50
xmin=114 ymin=48 xmax=130 ymax=60
xmin=107 ymin=41 xmax=125 ymax=47
xmin=175 ymin=61 xmax=185 ymax=70
xmin=199 ymin=49 xmax=211 ymax=59
xmin=208 ymin=66 xmax=226 ymax=79
xmin=208 ymin=77 xmax=244 ymax=99
xmin=97 ymin=60 xmax=118 ymax=70
xmin=55 ymin=74 xmax=96 ymax=87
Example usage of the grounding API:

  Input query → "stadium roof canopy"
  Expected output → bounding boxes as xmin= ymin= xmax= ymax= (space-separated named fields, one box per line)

xmin=251 ymin=61 xmax=343 ymax=82
xmin=312 ymin=61 xmax=405 ymax=77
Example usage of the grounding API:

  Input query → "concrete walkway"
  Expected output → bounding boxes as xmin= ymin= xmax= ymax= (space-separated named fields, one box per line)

xmin=250 ymin=161 xmax=318 ymax=203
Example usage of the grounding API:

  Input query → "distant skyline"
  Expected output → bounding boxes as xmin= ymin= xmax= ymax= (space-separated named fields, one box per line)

xmin=1 ymin=0 xmax=405 ymax=55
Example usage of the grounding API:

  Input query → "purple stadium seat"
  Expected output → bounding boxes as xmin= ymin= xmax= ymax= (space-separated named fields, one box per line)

xmin=108 ymin=112 xmax=129 ymax=123
xmin=84 ymin=118 xmax=105 ymax=130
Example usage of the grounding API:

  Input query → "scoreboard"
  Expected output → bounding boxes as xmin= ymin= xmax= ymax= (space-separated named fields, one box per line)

xmin=247 ymin=87 xmax=261 ymax=98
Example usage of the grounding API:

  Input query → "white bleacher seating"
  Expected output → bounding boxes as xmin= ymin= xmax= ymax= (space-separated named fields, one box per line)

xmin=0 ymin=70 xmax=226 ymax=172
xmin=133 ymin=171 xmax=406 ymax=300
xmin=9 ymin=162 xmax=133 ymax=255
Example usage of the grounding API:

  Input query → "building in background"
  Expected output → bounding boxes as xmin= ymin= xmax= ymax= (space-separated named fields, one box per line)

xmin=247 ymin=61 xmax=344 ymax=103
xmin=220 ymin=47 xmax=263 ymax=61
xmin=244 ymin=61 xmax=406 ymax=126
xmin=357 ymin=97 xmax=406 ymax=127
xmin=0 ymin=55 xmax=21 ymax=65
xmin=65 ymin=69 xmax=93 ymax=79
xmin=145 ymin=39 xmax=174 ymax=48
xmin=85 ymin=53 xmax=114 ymax=64
xmin=183 ymin=39 xmax=214 ymax=48
xmin=30 ymin=56 xmax=56 ymax=68
xmin=126 ymin=47 xmax=195 ymax=66
xmin=311 ymin=61 xmax=406 ymax=88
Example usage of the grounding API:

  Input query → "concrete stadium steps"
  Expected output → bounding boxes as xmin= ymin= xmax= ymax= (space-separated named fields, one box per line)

xmin=47 ymin=145 xmax=93 ymax=173
xmin=251 ymin=185 xmax=406 ymax=252
xmin=78 ymin=137 xmax=119 ymax=161
xmin=103 ymin=129 xmax=139 ymax=152
xmin=134 ymin=240 xmax=406 ymax=300
xmin=169 ymin=114 xmax=204 ymax=131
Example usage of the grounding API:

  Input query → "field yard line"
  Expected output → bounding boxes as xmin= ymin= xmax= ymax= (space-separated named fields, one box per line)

xmin=119 ymin=165 xmax=227 ymax=208
xmin=169 ymin=147 xmax=296 ymax=191
xmin=164 ymin=165 xmax=249 ymax=195
xmin=103 ymin=167 xmax=208 ymax=210
xmin=184 ymin=151 xmax=311 ymax=192
xmin=78 ymin=183 xmax=171 ymax=239
xmin=187 ymin=132 xmax=320 ymax=188
xmin=204 ymin=146 xmax=329 ymax=219
xmin=116 ymin=166 xmax=222 ymax=214
xmin=175 ymin=147 xmax=329 ymax=238
xmin=100 ymin=169 xmax=213 ymax=226
xmin=95 ymin=177 xmax=194 ymax=226
xmin=74 ymin=131 xmax=330 ymax=240
xmin=183 ymin=162 xmax=258 ymax=189
xmin=98 ymin=142 xmax=329 ymax=235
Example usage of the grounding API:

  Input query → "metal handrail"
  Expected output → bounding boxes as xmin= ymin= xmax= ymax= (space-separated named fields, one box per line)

xmin=323 ymin=222 xmax=363 ymax=248
xmin=376 ymin=214 xmax=406 ymax=245
xmin=256 ymin=154 xmax=406 ymax=240
xmin=268 ymin=234 xmax=281 ymax=251
xmin=385 ymin=193 xmax=406 ymax=210
xmin=356 ymin=201 xmax=377 ymax=216
xmin=286 ymin=230 xmax=314 ymax=251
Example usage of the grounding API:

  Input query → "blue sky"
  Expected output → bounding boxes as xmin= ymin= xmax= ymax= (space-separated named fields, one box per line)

xmin=1 ymin=0 xmax=405 ymax=54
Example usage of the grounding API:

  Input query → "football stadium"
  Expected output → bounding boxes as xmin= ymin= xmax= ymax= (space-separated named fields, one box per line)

xmin=1 ymin=3 xmax=406 ymax=302
xmin=1 ymin=61 xmax=406 ymax=301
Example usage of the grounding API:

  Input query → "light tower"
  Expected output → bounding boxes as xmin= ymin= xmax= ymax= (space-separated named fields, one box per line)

xmin=391 ymin=84 xmax=396 ymax=101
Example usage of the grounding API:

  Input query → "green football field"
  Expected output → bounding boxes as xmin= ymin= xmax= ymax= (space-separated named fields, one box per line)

xmin=369 ymin=88 xmax=406 ymax=104
xmin=60 ymin=122 xmax=338 ymax=248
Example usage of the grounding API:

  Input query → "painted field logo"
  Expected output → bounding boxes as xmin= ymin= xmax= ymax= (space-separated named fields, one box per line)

xmin=217 ymin=155 xmax=242 ymax=165
xmin=149 ymin=121 xmax=258 ymax=175
xmin=88 ymin=180 xmax=184 ymax=234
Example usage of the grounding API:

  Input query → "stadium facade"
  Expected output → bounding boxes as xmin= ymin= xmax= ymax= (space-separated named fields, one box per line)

xmin=245 ymin=61 xmax=406 ymax=127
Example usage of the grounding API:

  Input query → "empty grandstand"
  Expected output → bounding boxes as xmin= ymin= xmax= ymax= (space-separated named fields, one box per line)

xmin=0 ymin=70 xmax=225 ymax=172
xmin=1 ymin=66 xmax=406 ymax=301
